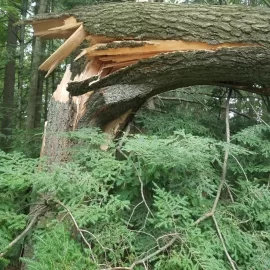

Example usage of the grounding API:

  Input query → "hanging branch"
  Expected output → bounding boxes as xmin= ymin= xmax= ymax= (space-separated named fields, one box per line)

xmin=194 ymin=89 xmax=232 ymax=225
xmin=212 ymin=215 xmax=237 ymax=270
xmin=54 ymin=200 xmax=97 ymax=264
xmin=192 ymin=89 xmax=237 ymax=270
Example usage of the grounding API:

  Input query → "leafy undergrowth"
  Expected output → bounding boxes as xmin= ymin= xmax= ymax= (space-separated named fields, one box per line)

xmin=0 ymin=111 xmax=270 ymax=269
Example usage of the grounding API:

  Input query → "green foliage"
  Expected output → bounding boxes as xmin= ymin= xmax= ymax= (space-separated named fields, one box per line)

xmin=0 ymin=114 xmax=270 ymax=269
xmin=231 ymin=124 xmax=270 ymax=178
xmin=22 ymin=224 xmax=96 ymax=270
xmin=0 ymin=150 xmax=36 ymax=264
xmin=1 ymin=118 xmax=270 ymax=270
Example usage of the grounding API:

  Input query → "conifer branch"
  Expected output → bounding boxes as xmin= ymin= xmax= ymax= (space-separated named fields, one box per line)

xmin=116 ymin=148 xmax=154 ymax=218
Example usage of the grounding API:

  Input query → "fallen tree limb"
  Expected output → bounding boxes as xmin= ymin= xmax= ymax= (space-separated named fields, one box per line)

xmin=27 ymin=3 xmax=270 ymax=159
xmin=0 ymin=205 xmax=48 ymax=258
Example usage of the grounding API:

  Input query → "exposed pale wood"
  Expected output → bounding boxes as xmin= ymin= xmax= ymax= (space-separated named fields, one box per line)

xmin=40 ymin=121 xmax=47 ymax=158
xmin=39 ymin=31 xmax=75 ymax=40
xmin=47 ymin=22 xmax=82 ymax=32
xmin=52 ymin=65 xmax=72 ymax=102
xmin=40 ymin=25 xmax=88 ymax=77
xmin=103 ymin=60 xmax=138 ymax=69
xmin=72 ymin=57 xmax=110 ymax=129
xmin=99 ymin=66 xmax=112 ymax=78
xmin=72 ymin=91 xmax=94 ymax=130
xmin=79 ymin=40 xmax=255 ymax=59
xmin=32 ymin=17 xmax=67 ymax=34
xmin=64 ymin=16 xmax=77 ymax=25
xmin=100 ymin=109 xmax=133 ymax=151
xmin=73 ymin=57 xmax=103 ymax=81
xmin=32 ymin=16 xmax=80 ymax=39
xmin=103 ymin=109 xmax=133 ymax=135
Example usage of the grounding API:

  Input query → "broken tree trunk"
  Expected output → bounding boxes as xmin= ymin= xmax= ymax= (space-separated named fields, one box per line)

xmin=27 ymin=2 xmax=270 ymax=162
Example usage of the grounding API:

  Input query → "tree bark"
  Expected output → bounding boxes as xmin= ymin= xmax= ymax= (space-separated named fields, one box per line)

xmin=1 ymin=13 xmax=18 ymax=150
xmin=31 ymin=3 xmax=270 ymax=46
xmin=17 ymin=0 xmax=28 ymax=128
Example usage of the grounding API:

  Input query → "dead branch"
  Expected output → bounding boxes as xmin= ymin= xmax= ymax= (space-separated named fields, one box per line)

xmin=212 ymin=215 xmax=237 ymax=270
xmin=194 ymin=89 xmax=232 ymax=225
xmin=116 ymin=148 xmax=154 ymax=217
xmin=192 ymin=89 xmax=238 ymax=269
xmin=101 ymin=235 xmax=179 ymax=270
xmin=158 ymin=96 xmax=252 ymax=119
xmin=55 ymin=200 xmax=97 ymax=263
xmin=0 ymin=205 xmax=48 ymax=258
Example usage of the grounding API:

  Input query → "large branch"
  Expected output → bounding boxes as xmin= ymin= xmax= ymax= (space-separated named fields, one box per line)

xmin=30 ymin=3 xmax=270 ymax=45
xmin=68 ymin=47 xmax=270 ymax=96
xmin=27 ymin=3 xmax=270 ymax=158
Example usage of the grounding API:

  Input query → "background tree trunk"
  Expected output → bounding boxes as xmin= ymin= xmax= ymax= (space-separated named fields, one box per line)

xmin=26 ymin=0 xmax=47 ymax=131
xmin=1 ymin=13 xmax=18 ymax=150
xmin=17 ymin=0 xmax=28 ymax=128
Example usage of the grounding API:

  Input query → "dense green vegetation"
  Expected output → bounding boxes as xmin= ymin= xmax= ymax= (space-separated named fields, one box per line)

xmin=1 ymin=90 xmax=269 ymax=269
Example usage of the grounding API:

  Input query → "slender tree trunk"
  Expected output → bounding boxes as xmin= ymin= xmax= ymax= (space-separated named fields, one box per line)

xmin=44 ymin=74 xmax=49 ymax=121
xmin=17 ymin=0 xmax=28 ymax=128
xmin=1 ymin=13 xmax=18 ymax=150
xmin=25 ymin=0 xmax=47 ymax=131
xmin=34 ymin=71 xmax=45 ymax=128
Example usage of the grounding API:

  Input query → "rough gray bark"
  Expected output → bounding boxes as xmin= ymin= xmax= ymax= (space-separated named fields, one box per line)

xmin=26 ymin=0 xmax=47 ymax=131
xmin=42 ymin=97 xmax=75 ymax=162
xmin=31 ymin=3 xmax=270 ymax=46
xmin=77 ymin=84 xmax=152 ymax=129
xmin=1 ymin=13 xmax=18 ymax=150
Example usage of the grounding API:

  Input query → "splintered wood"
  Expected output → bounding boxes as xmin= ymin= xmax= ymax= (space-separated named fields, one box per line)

xmin=34 ymin=15 xmax=254 ymax=79
xmin=40 ymin=25 xmax=88 ymax=77
xmin=31 ymin=16 xmax=81 ymax=39
xmin=28 ymin=8 xmax=265 ymax=148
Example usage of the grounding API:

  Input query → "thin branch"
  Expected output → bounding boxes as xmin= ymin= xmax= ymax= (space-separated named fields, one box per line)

xmin=261 ymin=0 xmax=270 ymax=8
xmin=230 ymin=153 xmax=249 ymax=182
xmin=130 ymin=236 xmax=178 ymax=269
xmin=225 ymin=182 xmax=235 ymax=203
xmin=212 ymin=215 xmax=237 ymax=270
xmin=101 ymin=236 xmax=179 ymax=270
xmin=229 ymin=108 xmax=253 ymax=120
xmin=158 ymin=96 xmax=253 ymax=119
xmin=116 ymin=148 xmax=154 ymax=217
xmin=55 ymin=200 xmax=97 ymax=264
xmin=249 ymin=103 xmax=270 ymax=128
xmin=194 ymin=89 xmax=232 ymax=225
xmin=0 ymin=205 xmax=47 ymax=258
xmin=192 ymin=90 xmax=238 ymax=269
xmin=127 ymin=201 xmax=144 ymax=228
